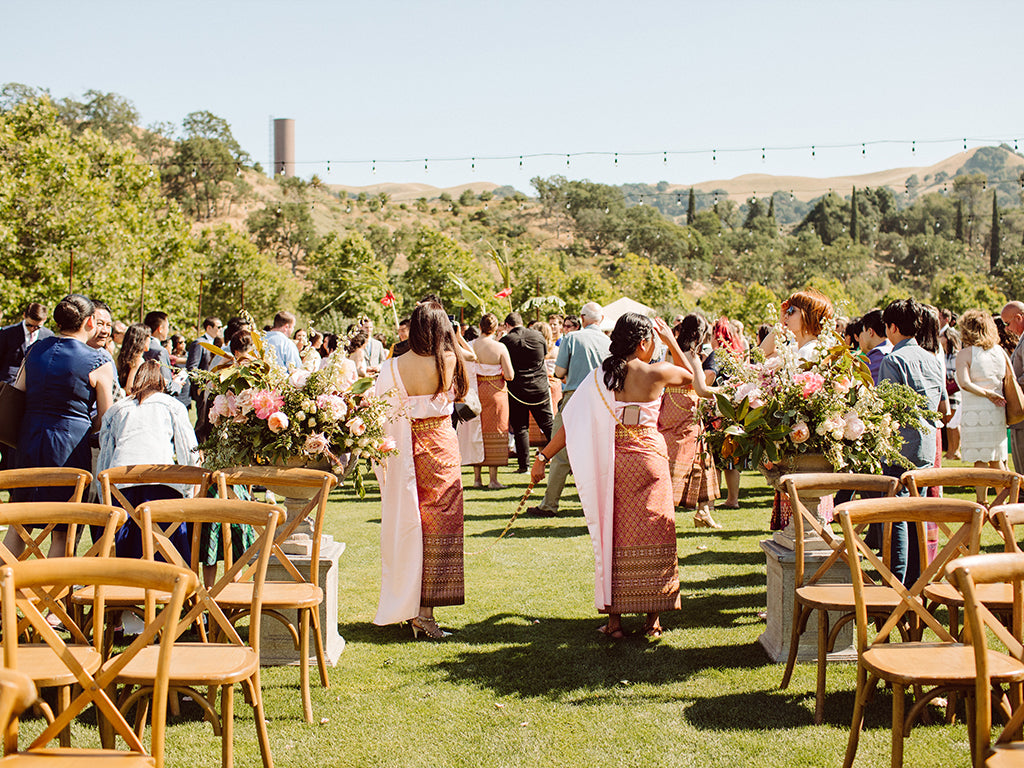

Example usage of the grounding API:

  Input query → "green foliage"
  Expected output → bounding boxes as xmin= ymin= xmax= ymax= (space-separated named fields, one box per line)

xmin=795 ymin=192 xmax=850 ymax=245
xmin=401 ymin=228 xmax=490 ymax=314
xmin=57 ymin=89 xmax=140 ymax=144
xmin=458 ymin=189 xmax=476 ymax=206
xmin=193 ymin=225 xmax=295 ymax=324
xmin=247 ymin=202 xmax=318 ymax=275
xmin=299 ymin=231 xmax=389 ymax=325
xmin=0 ymin=96 xmax=201 ymax=327
xmin=604 ymin=252 xmax=686 ymax=315
xmin=560 ymin=269 xmax=614 ymax=315
xmin=931 ymin=272 xmax=1006 ymax=314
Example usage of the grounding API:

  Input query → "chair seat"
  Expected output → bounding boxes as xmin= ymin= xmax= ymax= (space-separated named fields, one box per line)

xmin=215 ymin=581 xmax=323 ymax=610
xmin=0 ymin=749 xmax=155 ymax=767
xmin=924 ymin=581 xmax=1014 ymax=610
xmin=987 ymin=742 xmax=1024 ymax=767
xmin=796 ymin=584 xmax=902 ymax=611
xmin=863 ymin=643 xmax=1024 ymax=686
xmin=69 ymin=585 xmax=171 ymax=607
xmin=115 ymin=643 xmax=258 ymax=686
xmin=16 ymin=644 xmax=102 ymax=688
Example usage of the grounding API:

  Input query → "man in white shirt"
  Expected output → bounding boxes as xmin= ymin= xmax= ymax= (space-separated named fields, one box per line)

xmin=360 ymin=316 xmax=385 ymax=372
xmin=265 ymin=311 xmax=303 ymax=370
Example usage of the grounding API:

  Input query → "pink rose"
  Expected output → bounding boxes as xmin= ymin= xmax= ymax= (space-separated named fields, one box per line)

xmin=288 ymin=369 xmax=311 ymax=389
xmin=209 ymin=393 xmax=237 ymax=425
xmin=251 ymin=389 xmax=285 ymax=420
xmin=347 ymin=416 xmax=366 ymax=436
xmin=843 ymin=411 xmax=866 ymax=441
xmin=317 ymin=394 xmax=348 ymax=420
xmin=833 ymin=375 xmax=852 ymax=394
xmin=235 ymin=389 xmax=254 ymax=416
xmin=304 ymin=432 xmax=330 ymax=454
xmin=733 ymin=382 xmax=761 ymax=404
xmin=378 ymin=436 xmax=396 ymax=452
xmin=789 ymin=421 xmax=810 ymax=444
xmin=794 ymin=372 xmax=825 ymax=398
xmin=267 ymin=411 xmax=290 ymax=433
xmin=763 ymin=356 xmax=784 ymax=372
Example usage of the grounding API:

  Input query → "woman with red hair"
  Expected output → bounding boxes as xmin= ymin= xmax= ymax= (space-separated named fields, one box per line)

xmin=760 ymin=289 xmax=834 ymax=362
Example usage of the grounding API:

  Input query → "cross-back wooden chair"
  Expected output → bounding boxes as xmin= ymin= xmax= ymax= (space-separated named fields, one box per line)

xmin=0 ymin=503 xmax=124 ymax=746
xmin=838 ymin=496 xmax=996 ymax=768
xmin=113 ymin=497 xmax=284 ymax=768
xmin=778 ymin=472 xmax=900 ymax=724
xmin=71 ymin=465 xmax=214 ymax=645
xmin=951 ymin=552 xmax=1024 ymax=768
xmin=213 ymin=465 xmax=337 ymax=724
xmin=1 ymin=558 xmax=196 ymax=767
xmin=905 ymin=469 xmax=1022 ymax=637
xmin=0 ymin=668 xmax=39 ymax=758
xmin=0 ymin=468 xmax=92 ymax=505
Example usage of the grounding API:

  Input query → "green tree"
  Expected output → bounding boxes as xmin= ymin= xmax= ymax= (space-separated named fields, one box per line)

xmin=687 ymin=187 xmax=697 ymax=225
xmin=0 ymin=96 xmax=201 ymax=326
xmin=604 ymin=252 xmax=686 ymax=315
xmin=458 ymin=189 xmax=476 ymax=206
xmin=931 ymin=272 xmax=1006 ymax=314
xmin=991 ymin=192 xmax=1001 ymax=272
xmin=560 ymin=269 xmax=613 ymax=315
xmin=246 ymin=202 xmax=318 ymax=275
xmin=401 ymin=228 xmax=489 ymax=314
xmin=299 ymin=231 xmax=389 ymax=324
xmin=850 ymin=186 xmax=858 ymax=244
xmin=193 ymin=226 xmax=294 ymax=324
xmin=795 ymin=192 xmax=849 ymax=245
xmin=182 ymin=110 xmax=249 ymax=164
xmin=57 ymin=90 xmax=140 ymax=144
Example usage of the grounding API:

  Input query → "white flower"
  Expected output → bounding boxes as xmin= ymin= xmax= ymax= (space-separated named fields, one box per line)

xmin=288 ymin=369 xmax=311 ymax=389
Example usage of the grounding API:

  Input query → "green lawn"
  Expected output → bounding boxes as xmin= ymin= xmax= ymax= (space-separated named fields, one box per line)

xmin=23 ymin=464 xmax=1002 ymax=766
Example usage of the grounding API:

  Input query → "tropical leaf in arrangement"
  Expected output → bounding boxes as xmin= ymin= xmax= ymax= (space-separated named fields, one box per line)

xmin=448 ymin=273 xmax=486 ymax=312
xmin=486 ymin=241 xmax=512 ymax=290
xmin=199 ymin=341 xmax=231 ymax=358
xmin=519 ymin=295 xmax=566 ymax=313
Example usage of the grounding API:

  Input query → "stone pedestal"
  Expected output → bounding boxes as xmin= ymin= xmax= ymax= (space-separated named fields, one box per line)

xmin=257 ymin=535 xmax=346 ymax=667
xmin=758 ymin=538 xmax=856 ymax=664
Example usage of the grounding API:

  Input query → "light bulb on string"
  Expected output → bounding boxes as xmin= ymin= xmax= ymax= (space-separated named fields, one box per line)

xmin=566 ymin=154 xmax=570 ymax=168
xmin=663 ymin=151 xmax=667 ymax=165
xmin=712 ymin=149 xmax=717 ymax=164
xmin=614 ymin=152 xmax=618 ymax=167
xmin=761 ymin=147 xmax=766 ymax=162
xmin=372 ymin=160 xmax=376 ymax=175
xmin=964 ymin=138 xmax=968 ymax=151
xmin=471 ymin=157 xmax=475 ymax=172
xmin=424 ymin=158 xmax=429 ymax=173
xmin=911 ymin=140 xmax=915 ymax=155
xmin=811 ymin=145 xmax=815 ymax=158
xmin=861 ymin=143 xmax=866 ymax=158
xmin=326 ymin=160 xmax=330 ymax=174
xmin=519 ymin=155 xmax=523 ymax=170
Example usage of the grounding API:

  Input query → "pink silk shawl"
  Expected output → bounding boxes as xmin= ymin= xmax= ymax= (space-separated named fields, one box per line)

xmin=562 ymin=369 xmax=616 ymax=610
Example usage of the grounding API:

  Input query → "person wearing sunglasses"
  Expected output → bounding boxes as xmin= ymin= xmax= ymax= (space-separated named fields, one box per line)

xmin=759 ymin=289 xmax=833 ymax=364
xmin=0 ymin=302 xmax=53 ymax=385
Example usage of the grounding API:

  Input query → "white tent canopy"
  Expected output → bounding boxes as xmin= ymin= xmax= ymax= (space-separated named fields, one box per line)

xmin=599 ymin=297 xmax=654 ymax=332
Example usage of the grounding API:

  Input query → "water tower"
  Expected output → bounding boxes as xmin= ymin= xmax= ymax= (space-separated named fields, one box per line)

xmin=273 ymin=118 xmax=295 ymax=177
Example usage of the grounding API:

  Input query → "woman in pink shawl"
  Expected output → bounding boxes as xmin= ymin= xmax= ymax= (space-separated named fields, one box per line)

xmin=531 ymin=313 xmax=689 ymax=639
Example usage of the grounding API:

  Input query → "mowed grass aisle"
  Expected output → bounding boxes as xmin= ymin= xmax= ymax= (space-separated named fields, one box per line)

xmin=28 ymin=468 xmax=984 ymax=767
xmin=220 ymin=467 xmax=979 ymax=768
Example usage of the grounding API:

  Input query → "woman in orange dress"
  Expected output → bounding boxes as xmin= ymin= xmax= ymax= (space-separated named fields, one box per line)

xmin=470 ymin=313 xmax=513 ymax=488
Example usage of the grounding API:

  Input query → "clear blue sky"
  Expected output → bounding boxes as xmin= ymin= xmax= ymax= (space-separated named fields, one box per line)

xmin=5 ymin=0 xmax=1022 ymax=192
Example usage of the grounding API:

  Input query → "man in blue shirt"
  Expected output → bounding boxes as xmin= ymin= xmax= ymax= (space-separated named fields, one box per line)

xmin=878 ymin=299 xmax=944 ymax=586
xmin=265 ymin=311 xmax=302 ymax=370
xmin=857 ymin=309 xmax=892 ymax=384
xmin=528 ymin=301 xmax=610 ymax=517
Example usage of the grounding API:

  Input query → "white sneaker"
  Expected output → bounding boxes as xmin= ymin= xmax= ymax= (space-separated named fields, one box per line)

xmin=121 ymin=612 xmax=144 ymax=637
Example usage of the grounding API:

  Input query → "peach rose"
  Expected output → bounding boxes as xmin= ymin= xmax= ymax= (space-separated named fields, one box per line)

xmin=789 ymin=421 xmax=810 ymax=444
xmin=347 ymin=416 xmax=366 ymax=436
xmin=267 ymin=411 xmax=290 ymax=433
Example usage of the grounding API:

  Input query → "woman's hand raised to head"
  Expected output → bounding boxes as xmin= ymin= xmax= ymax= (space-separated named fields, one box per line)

xmin=652 ymin=317 xmax=675 ymax=345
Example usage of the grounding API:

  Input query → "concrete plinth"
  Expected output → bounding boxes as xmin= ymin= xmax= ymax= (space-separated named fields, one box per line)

xmin=257 ymin=535 xmax=346 ymax=667
xmin=758 ymin=538 xmax=856 ymax=664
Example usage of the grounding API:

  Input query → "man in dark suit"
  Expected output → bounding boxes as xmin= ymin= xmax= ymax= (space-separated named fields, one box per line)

xmin=0 ymin=302 xmax=53 ymax=384
xmin=187 ymin=316 xmax=222 ymax=442
xmin=500 ymin=312 xmax=553 ymax=472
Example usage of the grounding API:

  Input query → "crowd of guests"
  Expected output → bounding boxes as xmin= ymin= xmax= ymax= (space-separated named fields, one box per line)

xmin=10 ymin=289 xmax=1024 ymax=643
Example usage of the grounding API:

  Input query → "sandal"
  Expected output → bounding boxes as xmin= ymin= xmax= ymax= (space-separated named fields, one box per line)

xmin=596 ymin=624 xmax=625 ymax=640
xmin=644 ymin=626 xmax=663 ymax=639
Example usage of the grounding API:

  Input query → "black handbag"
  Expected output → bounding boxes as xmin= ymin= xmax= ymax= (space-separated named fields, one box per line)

xmin=0 ymin=381 xmax=25 ymax=449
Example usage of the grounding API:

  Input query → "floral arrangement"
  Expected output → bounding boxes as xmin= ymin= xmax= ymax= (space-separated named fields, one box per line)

xmin=703 ymin=319 xmax=938 ymax=474
xmin=191 ymin=313 xmax=396 ymax=493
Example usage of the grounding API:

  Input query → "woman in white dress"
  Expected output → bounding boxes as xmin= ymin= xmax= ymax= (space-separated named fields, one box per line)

xmin=955 ymin=309 xmax=1008 ymax=502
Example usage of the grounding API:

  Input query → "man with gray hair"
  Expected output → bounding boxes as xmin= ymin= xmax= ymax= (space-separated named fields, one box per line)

xmin=528 ymin=301 xmax=610 ymax=517
xmin=1001 ymin=300 xmax=1024 ymax=471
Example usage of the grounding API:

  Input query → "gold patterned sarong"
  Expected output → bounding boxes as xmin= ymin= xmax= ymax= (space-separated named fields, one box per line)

xmin=659 ymin=385 xmax=720 ymax=509
xmin=411 ymin=415 xmax=465 ymax=607
xmin=606 ymin=424 xmax=680 ymax=614
xmin=529 ymin=377 xmax=562 ymax=446
xmin=477 ymin=373 xmax=510 ymax=467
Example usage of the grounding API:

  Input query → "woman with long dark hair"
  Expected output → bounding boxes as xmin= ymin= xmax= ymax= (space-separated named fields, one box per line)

xmin=659 ymin=315 xmax=722 ymax=528
xmin=531 ymin=312 xmax=684 ymax=639
xmin=374 ymin=301 xmax=469 ymax=640
xmin=116 ymin=322 xmax=151 ymax=394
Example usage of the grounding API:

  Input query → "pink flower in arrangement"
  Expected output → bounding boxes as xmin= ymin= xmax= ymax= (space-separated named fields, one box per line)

xmin=378 ymin=436 xmax=396 ymax=453
xmin=833 ymin=375 xmax=853 ymax=394
xmin=317 ymin=394 xmax=348 ymax=420
xmin=209 ymin=393 xmax=237 ymax=425
xmin=235 ymin=389 xmax=254 ymax=416
xmin=304 ymin=432 xmax=330 ymax=455
xmin=251 ymin=389 xmax=285 ymax=420
xmin=843 ymin=411 xmax=866 ymax=441
xmin=762 ymin=356 xmax=784 ymax=372
xmin=789 ymin=421 xmax=811 ymax=444
xmin=347 ymin=416 xmax=367 ymax=436
xmin=793 ymin=372 xmax=825 ymax=398
xmin=267 ymin=411 xmax=290 ymax=433
xmin=733 ymin=382 xmax=760 ymax=404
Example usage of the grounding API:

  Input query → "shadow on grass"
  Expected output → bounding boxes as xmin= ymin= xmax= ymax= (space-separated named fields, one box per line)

xmin=474 ymin=523 xmax=587 ymax=539
xmin=336 ymin=613 xmax=775 ymax=700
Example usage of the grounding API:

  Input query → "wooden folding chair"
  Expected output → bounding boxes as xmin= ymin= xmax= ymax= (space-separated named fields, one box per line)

xmin=0 ymin=558 xmax=196 ymax=767
xmin=0 ymin=503 xmax=125 ymax=747
xmin=905 ymin=469 xmax=1022 ymax=636
xmin=778 ymin=472 xmax=900 ymax=724
xmin=839 ymin=496 xmax=998 ymax=768
xmin=71 ymin=465 xmax=214 ymax=644
xmin=113 ymin=497 xmax=284 ymax=768
xmin=951 ymin=552 xmax=1024 ymax=768
xmin=214 ymin=466 xmax=337 ymax=723
xmin=0 ymin=668 xmax=39 ymax=757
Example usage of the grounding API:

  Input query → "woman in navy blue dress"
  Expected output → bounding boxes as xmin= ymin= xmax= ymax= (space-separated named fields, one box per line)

xmin=4 ymin=295 xmax=114 ymax=557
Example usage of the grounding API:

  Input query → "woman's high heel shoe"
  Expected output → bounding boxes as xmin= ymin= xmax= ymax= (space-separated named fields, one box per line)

xmin=411 ymin=616 xmax=450 ymax=640
xmin=693 ymin=509 xmax=722 ymax=529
